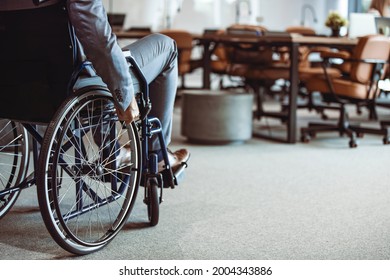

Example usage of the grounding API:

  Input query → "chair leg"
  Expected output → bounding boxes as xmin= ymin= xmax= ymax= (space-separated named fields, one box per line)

xmin=282 ymin=91 xmax=331 ymax=120
xmin=349 ymin=120 xmax=390 ymax=145
xmin=300 ymin=104 xmax=358 ymax=147
xmin=368 ymin=102 xmax=378 ymax=120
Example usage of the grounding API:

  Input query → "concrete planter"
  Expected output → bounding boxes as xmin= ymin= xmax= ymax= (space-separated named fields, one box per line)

xmin=181 ymin=90 xmax=253 ymax=144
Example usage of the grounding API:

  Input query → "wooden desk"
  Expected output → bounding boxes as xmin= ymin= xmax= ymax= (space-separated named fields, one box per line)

xmin=196 ymin=33 xmax=358 ymax=143
xmin=115 ymin=30 xmax=358 ymax=143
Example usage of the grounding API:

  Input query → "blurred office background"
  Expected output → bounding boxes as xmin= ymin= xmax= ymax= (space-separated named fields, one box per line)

xmin=101 ymin=0 xmax=379 ymax=35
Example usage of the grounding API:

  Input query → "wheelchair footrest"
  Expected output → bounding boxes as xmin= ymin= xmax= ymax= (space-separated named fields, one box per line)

xmin=160 ymin=160 xmax=189 ymax=188
xmin=173 ymin=162 xmax=188 ymax=185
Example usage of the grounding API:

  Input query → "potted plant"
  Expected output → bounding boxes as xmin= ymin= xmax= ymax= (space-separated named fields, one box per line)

xmin=325 ymin=11 xmax=348 ymax=37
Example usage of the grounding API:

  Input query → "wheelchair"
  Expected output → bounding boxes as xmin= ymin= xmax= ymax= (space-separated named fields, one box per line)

xmin=0 ymin=2 xmax=187 ymax=255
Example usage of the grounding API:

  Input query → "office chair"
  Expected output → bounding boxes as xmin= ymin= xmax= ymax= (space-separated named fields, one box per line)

xmin=160 ymin=29 xmax=199 ymax=89
xmin=285 ymin=26 xmax=316 ymax=36
xmin=282 ymin=26 xmax=338 ymax=117
xmin=218 ymin=24 xmax=290 ymax=121
xmin=209 ymin=24 xmax=271 ymax=90
xmin=300 ymin=35 xmax=390 ymax=147
xmin=207 ymin=29 xmax=232 ymax=88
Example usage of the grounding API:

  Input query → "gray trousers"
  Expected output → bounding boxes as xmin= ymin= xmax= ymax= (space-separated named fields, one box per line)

xmin=124 ymin=33 xmax=178 ymax=152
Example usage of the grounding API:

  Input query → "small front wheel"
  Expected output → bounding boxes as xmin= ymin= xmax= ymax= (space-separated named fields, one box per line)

xmin=147 ymin=179 xmax=159 ymax=226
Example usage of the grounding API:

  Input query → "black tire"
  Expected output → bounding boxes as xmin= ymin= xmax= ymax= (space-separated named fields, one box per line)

xmin=37 ymin=88 xmax=141 ymax=255
xmin=0 ymin=120 xmax=29 ymax=218
xmin=147 ymin=179 xmax=159 ymax=227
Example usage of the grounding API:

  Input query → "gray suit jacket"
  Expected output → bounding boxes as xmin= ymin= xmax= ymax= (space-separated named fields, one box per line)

xmin=0 ymin=0 xmax=133 ymax=112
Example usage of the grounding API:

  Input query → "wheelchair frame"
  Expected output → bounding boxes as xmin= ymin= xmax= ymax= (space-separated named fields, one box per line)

xmin=0 ymin=5 xmax=187 ymax=255
xmin=0 ymin=57 xmax=185 ymax=255
xmin=125 ymin=55 xmax=186 ymax=226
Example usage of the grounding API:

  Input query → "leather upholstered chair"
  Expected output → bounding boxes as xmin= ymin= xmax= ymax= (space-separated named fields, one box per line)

xmin=208 ymin=29 xmax=231 ymax=88
xmin=300 ymin=35 xmax=390 ymax=147
xmin=283 ymin=26 xmax=338 ymax=116
xmin=285 ymin=26 xmax=317 ymax=68
xmin=160 ymin=29 xmax=199 ymax=89
xmin=219 ymin=24 xmax=290 ymax=121
xmin=209 ymin=25 xmax=271 ymax=90
xmin=286 ymin=26 xmax=316 ymax=36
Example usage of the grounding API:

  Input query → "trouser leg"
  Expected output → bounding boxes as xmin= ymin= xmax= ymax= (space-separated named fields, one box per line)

xmin=124 ymin=33 xmax=178 ymax=152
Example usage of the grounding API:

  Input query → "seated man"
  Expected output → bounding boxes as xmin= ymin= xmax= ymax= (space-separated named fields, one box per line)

xmin=0 ymin=0 xmax=189 ymax=171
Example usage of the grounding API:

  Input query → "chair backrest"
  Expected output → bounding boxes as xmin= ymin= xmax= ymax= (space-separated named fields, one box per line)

xmin=0 ymin=2 xmax=76 ymax=123
xmin=225 ymin=24 xmax=273 ymax=66
xmin=286 ymin=26 xmax=316 ymax=36
xmin=350 ymin=35 xmax=390 ymax=84
xmin=160 ymin=29 xmax=193 ymax=75
xmin=227 ymin=24 xmax=268 ymax=36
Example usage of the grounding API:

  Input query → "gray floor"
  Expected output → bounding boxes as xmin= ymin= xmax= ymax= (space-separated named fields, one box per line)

xmin=1 ymin=92 xmax=390 ymax=260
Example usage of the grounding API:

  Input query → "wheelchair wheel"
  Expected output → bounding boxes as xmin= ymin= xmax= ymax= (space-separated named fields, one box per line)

xmin=146 ymin=178 xmax=159 ymax=226
xmin=37 ymin=89 xmax=141 ymax=255
xmin=0 ymin=120 xmax=29 ymax=219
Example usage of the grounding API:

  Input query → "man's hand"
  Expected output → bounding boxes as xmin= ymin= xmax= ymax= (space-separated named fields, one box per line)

xmin=116 ymin=96 xmax=140 ymax=124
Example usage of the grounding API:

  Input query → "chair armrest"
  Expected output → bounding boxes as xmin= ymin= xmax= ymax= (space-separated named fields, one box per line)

xmin=122 ymin=50 xmax=145 ymax=79
xmin=122 ymin=50 xmax=152 ymax=120
xmin=346 ymin=58 xmax=389 ymax=64
xmin=320 ymin=50 xmax=351 ymax=60
xmin=324 ymin=56 xmax=389 ymax=65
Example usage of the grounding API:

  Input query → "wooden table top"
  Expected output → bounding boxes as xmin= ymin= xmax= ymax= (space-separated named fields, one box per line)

xmin=197 ymin=32 xmax=359 ymax=47
xmin=115 ymin=30 xmax=361 ymax=49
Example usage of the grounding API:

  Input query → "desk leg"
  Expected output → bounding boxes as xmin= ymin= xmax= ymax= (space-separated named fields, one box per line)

xmin=202 ymin=41 xmax=211 ymax=89
xmin=287 ymin=42 xmax=299 ymax=143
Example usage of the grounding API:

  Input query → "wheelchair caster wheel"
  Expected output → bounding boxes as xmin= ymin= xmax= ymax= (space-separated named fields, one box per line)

xmin=146 ymin=179 xmax=159 ymax=226
xmin=383 ymin=137 xmax=390 ymax=145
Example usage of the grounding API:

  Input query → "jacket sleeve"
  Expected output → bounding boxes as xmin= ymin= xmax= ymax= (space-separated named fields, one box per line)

xmin=67 ymin=0 xmax=133 ymax=112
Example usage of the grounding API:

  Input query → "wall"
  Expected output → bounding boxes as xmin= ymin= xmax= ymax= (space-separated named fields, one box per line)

xmin=259 ymin=0 xmax=324 ymax=31
xmin=102 ymin=0 xmax=349 ymax=35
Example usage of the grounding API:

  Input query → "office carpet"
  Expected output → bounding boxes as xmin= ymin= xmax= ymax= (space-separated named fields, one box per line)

xmin=1 ymin=97 xmax=390 ymax=260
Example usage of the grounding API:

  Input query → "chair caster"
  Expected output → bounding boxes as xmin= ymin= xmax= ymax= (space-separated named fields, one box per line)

xmin=301 ymin=134 xmax=311 ymax=143
xmin=383 ymin=137 xmax=390 ymax=145
xmin=349 ymin=139 xmax=358 ymax=148
xmin=144 ymin=178 xmax=160 ymax=227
